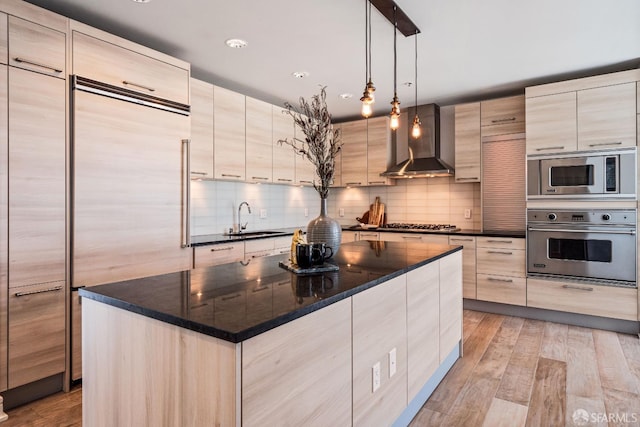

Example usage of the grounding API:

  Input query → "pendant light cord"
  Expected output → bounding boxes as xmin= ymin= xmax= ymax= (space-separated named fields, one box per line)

xmin=368 ymin=1 xmax=372 ymax=81
xmin=414 ymin=30 xmax=418 ymax=116
xmin=393 ymin=5 xmax=397 ymax=97
xmin=364 ymin=0 xmax=368 ymax=84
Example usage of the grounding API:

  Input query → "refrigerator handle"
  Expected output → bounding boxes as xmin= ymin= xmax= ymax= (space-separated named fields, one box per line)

xmin=182 ymin=139 xmax=191 ymax=248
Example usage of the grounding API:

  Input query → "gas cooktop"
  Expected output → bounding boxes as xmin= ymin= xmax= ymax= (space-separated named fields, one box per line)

xmin=383 ymin=223 xmax=460 ymax=232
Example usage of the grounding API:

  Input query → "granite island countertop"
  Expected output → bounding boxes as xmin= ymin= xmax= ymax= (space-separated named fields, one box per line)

xmin=80 ymin=240 xmax=462 ymax=343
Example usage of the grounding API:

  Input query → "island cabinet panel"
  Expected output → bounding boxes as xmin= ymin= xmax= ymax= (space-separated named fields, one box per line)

xmin=407 ymin=262 xmax=440 ymax=401
xmin=439 ymin=250 xmax=463 ymax=363
xmin=352 ymin=275 xmax=407 ymax=427
xmin=454 ymin=102 xmax=481 ymax=182
xmin=213 ymin=85 xmax=246 ymax=181
xmin=525 ymin=92 xmax=577 ymax=155
xmin=189 ymin=78 xmax=214 ymax=179
xmin=242 ymin=297 xmax=352 ymax=427
xmin=245 ymin=96 xmax=273 ymax=183
xmin=272 ymin=106 xmax=295 ymax=184
xmin=82 ymin=298 xmax=240 ymax=427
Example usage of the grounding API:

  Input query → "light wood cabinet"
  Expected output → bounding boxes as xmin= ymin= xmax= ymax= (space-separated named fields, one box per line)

xmin=352 ymin=275 xmax=407 ymax=427
xmin=476 ymin=237 xmax=526 ymax=306
xmin=245 ymin=97 xmax=273 ymax=183
xmin=189 ymin=78 xmax=214 ymax=179
xmin=294 ymin=118 xmax=316 ymax=186
xmin=72 ymin=31 xmax=189 ymax=104
xmin=449 ymin=236 xmax=477 ymax=299
xmin=366 ymin=116 xmax=393 ymax=186
xmin=481 ymin=95 xmax=525 ymax=128
xmin=8 ymin=67 xmax=65 ymax=289
xmin=0 ymin=65 xmax=7 ymax=391
xmin=8 ymin=16 xmax=65 ymax=78
xmin=577 ymin=82 xmax=636 ymax=150
xmin=341 ymin=119 xmax=368 ymax=186
xmin=71 ymin=290 xmax=82 ymax=381
xmin=527 ymin=277 xmax=637 ymax=321
xmin=0 ymin=13 xmax=8 ymax=64
xmin=439 ymin=251 xmax=463 ymax=363
xmin=8 ymin=282 xmax=65 ymax=388
xmin=331 ymin=123 xmax=342 ymax=187
xmin=525 ymin=92 xmax=577 ymax=155
xmin=381 ymin=232 xmax=449 ymax=245
xmin=272 ymin=106 xmax=295 ymax=185
xmin=454 ymin=102 xmax=481 ymax=182
xmin=193 ymin=243 xmax=244 ymax=268
xmin=213 ymin=86 xmax=246 ymax=181
xmin=358 ymin=231 xmax=380 ymax=241
xmin=407 ymin=262 xmax=439 ymax=401
xmin=242 ymin=298 xmax=352 ymax=427
xmin=341 ymin=230 xmax=359 ymax=243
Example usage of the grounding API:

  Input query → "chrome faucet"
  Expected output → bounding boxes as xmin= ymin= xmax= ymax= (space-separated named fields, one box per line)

xmin=238 ymin=201 xmax=251 ymax=233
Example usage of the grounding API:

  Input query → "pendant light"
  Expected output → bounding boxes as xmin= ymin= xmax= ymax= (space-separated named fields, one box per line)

xmin=411 ymin=30 xmax=421 ymax=138
xmin=389 ymin=5 xmax=400 ymax=130
xmin=360 ymin=0 xmax=375 ymax=117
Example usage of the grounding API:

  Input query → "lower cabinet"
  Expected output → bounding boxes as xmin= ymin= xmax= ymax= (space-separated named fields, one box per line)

xmin=71 ymin=290 xmax=82 ymax=381
xmin=476 ymin=237 xmax=526 ymax=306
xmin=8 ymin=282 xmax=65 ymax=388
xmin=448 ymin=236 xmax=476 ymax=299
xmin=193 ymin=242 xmax=244 ymax=268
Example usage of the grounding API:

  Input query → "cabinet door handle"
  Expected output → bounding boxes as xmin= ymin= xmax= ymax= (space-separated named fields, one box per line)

xmin=346 ymin=182 xmax=362 ymax=186
xmin=252 ymin=286 xmax=269 ymax=293
xmin=491 ymin=117 xmax=516 ymax=123
xmin=487 ymin=277 xmax=513 ymax=283
xmin=252 ymin=176 xmax=269 ymax=181
xmin=456 ymin=177 xmax=479 ymax=181
xmin=562 ymin=284 xmax=594 ymax=292
xmin=211 ymin=246 xmax=234 ymax=252
xmin=277 ymin=178 xmax=292 ymax=182
xmin=487 ymin=239 xmax=512 ymax=243
xmin=15 ymin=285 xmax=63 ymax=297
xmin=588 ymin=141 xmax=622 ymax=147
xmin=450 ymin=238 xmax=473 ymax=242
xmin=368 ymin=181 xmax=386 ymax=185
xmin=222 ymin=174 xmax=241 ymax=178
xmin=221 ymin=293 xmax=242 ymax=301
xmin=402 ymin=236 xmax=422 ymax=240
xmin=190 ymin=171 xmax=208 ymax=176
xmin=299 ymin=180 xmax=313 ymax=184
xmin=487 ymin=250 xmax=513 ymax=255
xmin=122 ymin=80 xmax=156 ymax=92
xmin=13 ymin=57 xmax=62 ymax=73
xmin=535 ymin=146 xmax=565 ymax=151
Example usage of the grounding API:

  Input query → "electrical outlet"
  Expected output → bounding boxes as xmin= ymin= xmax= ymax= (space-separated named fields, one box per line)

xmin=339 ymin=208 xmax=345 ymax=217
xmin=372 ymin=362 xmax=381 ymax=392
xmin=464 ymin=209 xmax=472 ymax=219
xmin=260 ymin=209 xmax=267 ymax=219
xmin=304 ymin=208 xmax=309 ymax=217
xmin=389 ymin=348 xmax=397 ymax=378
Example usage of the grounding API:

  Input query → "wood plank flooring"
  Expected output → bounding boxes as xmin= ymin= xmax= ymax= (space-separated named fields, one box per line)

xmin=2 ymin=310 xmax=639 ymax=426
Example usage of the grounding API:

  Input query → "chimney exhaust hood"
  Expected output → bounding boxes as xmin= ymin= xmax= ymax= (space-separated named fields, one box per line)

xmin=381 ymin=103 xmax=454 ymax=178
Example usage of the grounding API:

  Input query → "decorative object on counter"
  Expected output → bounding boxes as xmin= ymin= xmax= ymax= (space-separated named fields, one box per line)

xmin=311 ymin=242 xmax=333 ymax=265
xmin=278 ymin=259 xmax=339 ymax=275
xmin=356 ymin=196 xmax=387 ymax=227
xmin=295 ymin=243 xmax=319 ymax=269
xmin=289 ymin=229 xmax=306 ymax=265
xmin=280 ymin=87 xmax=343 ymax=254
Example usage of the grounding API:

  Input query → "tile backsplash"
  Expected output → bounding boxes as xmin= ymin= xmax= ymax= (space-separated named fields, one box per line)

xmin=191 ymin=177 xmax=481 ymax=236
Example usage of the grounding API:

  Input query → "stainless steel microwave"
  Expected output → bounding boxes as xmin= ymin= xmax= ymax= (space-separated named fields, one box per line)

xmin=527 ymin=148 xmax=636 ymax=199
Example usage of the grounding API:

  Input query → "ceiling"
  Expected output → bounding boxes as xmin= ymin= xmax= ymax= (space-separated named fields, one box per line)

xmin=26 ymin=0 xmax=640 ymax=121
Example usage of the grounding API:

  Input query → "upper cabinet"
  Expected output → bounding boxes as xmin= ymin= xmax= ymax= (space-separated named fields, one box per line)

xmin=72 ymin=28 xmax=189 ymax=105
xmin=331 ymin=123 xmax=342 ymax=187
xmin=272 ymin=106 xmax=295 ymax=185
xmin=245 ymin=97 xmax=273 ymax=183
xmin=213 ymin=85 xmax=246 ymax=181
xmin=0 ymin=14 xmax=8 ymax=64
xmin=189 ymin=78 xmax=214 ymax=179
xmin=454 ymin=102 xmax=481 ymax=183
xmin=480 ymin=95 xmax=525 ymax=137
xmin=9 ymin=16 xmax=65 ymax=78
xmin=294 ymin=117 xmax=316 ymax=186
xmin=340 ymin=119 xmax=368 ymax=187
xmin=526 ymin=70 xmax=638 ymax=155
xmin=366 ymin=116 xmax=392 ymax=186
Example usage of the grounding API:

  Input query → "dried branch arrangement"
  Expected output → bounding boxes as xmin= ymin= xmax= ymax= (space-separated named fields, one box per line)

xmin=279 ymin=86 xmax=342 ymax=199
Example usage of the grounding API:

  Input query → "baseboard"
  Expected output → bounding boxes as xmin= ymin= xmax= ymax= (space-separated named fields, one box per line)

xmin=1 ymin=374 xmax=63 ymax=411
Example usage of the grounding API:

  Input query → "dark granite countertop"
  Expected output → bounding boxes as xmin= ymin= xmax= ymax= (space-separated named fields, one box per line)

xmin=190 ymin=227 xmax=302 ymax=246
xmin=344 ymin=226 xmax=526 ymax=239
xmin=79 ymin=241 xmax=462 ymax=343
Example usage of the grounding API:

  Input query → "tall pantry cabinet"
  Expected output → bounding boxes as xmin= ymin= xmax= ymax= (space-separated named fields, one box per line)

xmin=1 ymin=8 xmax=67 ymax=393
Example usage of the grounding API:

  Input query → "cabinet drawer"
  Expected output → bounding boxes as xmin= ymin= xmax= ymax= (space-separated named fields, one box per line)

xmin=194 ymin=243 xmax=244 ymax=268
xmin=8 ymin=281 xmax=65 ymax=388
xmin=476 ymin=247 xmax=525 ymax=277
xmin=244 ymin=238 xmax=275 ymax=254
xmin=448 ymin=235 xmax=476 ymax=249
xmin=358 ymin=231 xmax=380 ymax=241
xmin=73 ymin=32 xmax=189 ymax=104
xmin=477 ymin=274 xmax=526 ymax=306
xmin=481 ymin=95 xmax=525 ymax=127
xmin=272 ymin=236 xmax=292 ymax=254
xmin=527 ymin=278 xmax=637 ymax=321
xmin=9 ymin=16 xmax=65 ymax=78
xmin=476 ymin=236 xmax=525 ymax=250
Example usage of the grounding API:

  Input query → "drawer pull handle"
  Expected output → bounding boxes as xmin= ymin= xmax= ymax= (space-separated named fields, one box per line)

xmin=222 ymin=174 xmax=241 ymax=178
xmin=299 ymin=180 xmax=313 ymax=184
xmin=277 ymin=281 xmax=289 ymax=287
xmin=588 ymin=142 xmax=622 ymax=147
xmin=450 ymin=238 xmax=473 ymax=242
xmin=252 ymin=286 xmax=269 ymax=293
xmin=487 ymin=277 xmax=513 ymax=283
xmin=122 ymin=80 xmax=156 ymax=92
xmin=277 ymin=178 xmax=292 ymax=182
xmin=369 ymin=181 xmax=386 ymax=185
xmin=221 ymin=293 xmax=242 ymax=301
xmin=211 ymin=246 xmax=234 ymax=252
xmin=15 ymin=285 xmax=63 ymax=297
xmin=488 ymin=250 xmax=513 ymax=255
xmin=491 ymin=117 xmax=516 ymax=123
xmin=535 ymin=146 xmax=565 ymax=151
xmin=190 ymin=171 xmax=208 ymax=176
xmin=346 ymin=182 xmax=362 ymax=186
xmin=487 ymin=239 xmax=512 ymax=243
xmin=402 ymin=236 xmax=422 ymax=240
xmin=252 ymin=176 xmax=269 ymax=180
xmin=562 ymin=284 xmax=593 ymax=292
xmin=456 ymin=177 xmax=479 ymax=181
xmin=13 ymin=57 xmax=62 ymax=73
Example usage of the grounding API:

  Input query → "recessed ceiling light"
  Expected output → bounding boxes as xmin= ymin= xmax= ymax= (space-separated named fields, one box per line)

xmin=225 ymin=38 xmax=248 ymax=49
xmin=131 ymin=0 xmax=151 ymax=3
xmin=403 ymin=82 xmax=413 ymax=87
xmin=291 ymin=71 xmax=309 ymax=79
xmin=339 ymin=93 xmax=353 ymax=99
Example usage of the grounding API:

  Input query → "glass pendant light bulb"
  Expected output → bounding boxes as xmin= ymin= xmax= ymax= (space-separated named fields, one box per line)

xmin=411 ymin=114 xmax=421 ymax=138
xmin=361 ymin=100 xmax=372 ymax=117
xmin=390 ymin=113 xmax=400 ymax=130
xmin=389 ymin=95 xmax=400 ymax=130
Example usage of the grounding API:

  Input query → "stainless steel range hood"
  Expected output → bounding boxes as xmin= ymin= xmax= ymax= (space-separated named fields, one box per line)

xmin=381 ymin=103 xmax=454 ymax=178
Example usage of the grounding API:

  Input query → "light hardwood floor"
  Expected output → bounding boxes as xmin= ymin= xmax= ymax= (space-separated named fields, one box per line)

xmin=3 ymin=310 xmax=639 ymax=426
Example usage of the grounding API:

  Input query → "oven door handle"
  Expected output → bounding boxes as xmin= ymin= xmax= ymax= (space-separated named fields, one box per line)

xmin=528 ymin=227 xmax=636 ymax=235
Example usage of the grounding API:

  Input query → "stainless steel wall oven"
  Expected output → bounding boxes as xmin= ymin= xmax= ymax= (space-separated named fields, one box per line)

xmin=527 ymin=209 xmax=636 ymax=286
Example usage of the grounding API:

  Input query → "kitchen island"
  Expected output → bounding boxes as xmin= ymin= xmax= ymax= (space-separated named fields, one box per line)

xmin=79 ymin=240 xmax=463 ymax=427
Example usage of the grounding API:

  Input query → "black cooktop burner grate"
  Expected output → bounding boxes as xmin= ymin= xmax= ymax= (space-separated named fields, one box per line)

xmin=383 ymin=223 xmax=460 ymax=231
